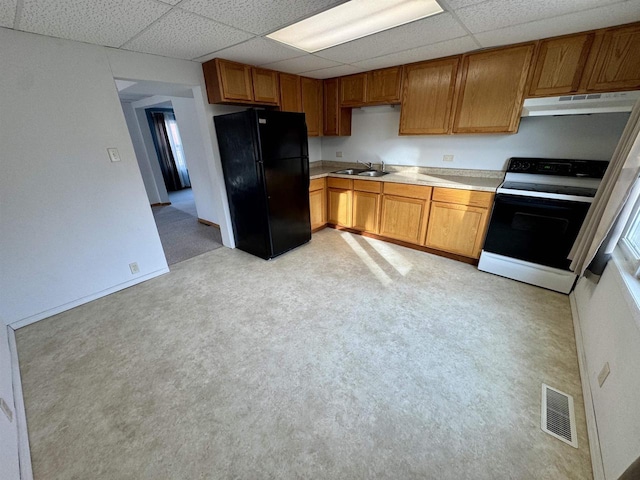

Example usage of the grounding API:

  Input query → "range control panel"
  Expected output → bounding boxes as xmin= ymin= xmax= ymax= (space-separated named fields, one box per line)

xmin=506 ymin=157 xmax=609 ymax=178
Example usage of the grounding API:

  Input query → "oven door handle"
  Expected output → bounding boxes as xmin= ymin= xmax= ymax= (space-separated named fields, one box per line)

xmin=495 ymin=193 xmax=587 ymax=208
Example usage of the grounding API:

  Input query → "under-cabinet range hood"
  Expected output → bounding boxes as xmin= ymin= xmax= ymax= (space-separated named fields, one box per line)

xmin=521 ymin=91 xmax=640 ymax=117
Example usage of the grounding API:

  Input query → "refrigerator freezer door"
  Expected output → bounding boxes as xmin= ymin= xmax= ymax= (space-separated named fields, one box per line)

xmin=257 ymin=111 xmax=309 ymax=161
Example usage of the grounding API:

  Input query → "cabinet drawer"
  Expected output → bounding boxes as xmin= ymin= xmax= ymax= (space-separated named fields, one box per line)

xmin=327 ymin=177 xmax=353 ymax=189
xmin=353 ymin=179 xmax=382 ymax=193
xmin=383 ymin=182 xmax=432 ymax=200
xmin=432 ymin=187 xmax=493 ymax=208
xmin=309 ymin=178 xmax=325 ymax=192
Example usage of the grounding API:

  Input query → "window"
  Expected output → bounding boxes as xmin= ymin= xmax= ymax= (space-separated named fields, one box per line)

xmin=619 ymin=179 xmax=640 ymax=277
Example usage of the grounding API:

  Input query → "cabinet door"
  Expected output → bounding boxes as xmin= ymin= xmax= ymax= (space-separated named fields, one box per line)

xmin=453 ymin=44 xmax=535 ymax=134
xmin=301 ymin=77 xmax=323 ymax=137
xmin=399 ymin=57 xmax=459 ymax=135
xmin=587 ymin=24 xmax=640 ymax=92
xmin=425 ymin=202 xmax=489 ymax=258
xmin=379 ymin=195 xmax=429 ymax=245
xmin=340 ymin=73 xmax=367 ymax=106
xmin=367 ymin=67 xmax=403 ymax=104
xmin=529 ymin=33 xmax=595 ymax=96
xmin=279 ymin=73 xmax=302 ymax=112
xmin=352 ymin=191 xmax=380 ymax=233
xmin=323 ymin=78 xmax=352 ymax=136
xmin=252 ymin=68 xmax=280 ymax=105
xmin=309 ymin=188 xmax=326 ymax=230
xmin=204 ymin=58 xmax=254 ymax=103
xmin=328 ymin=188 xmax=352 ymax=227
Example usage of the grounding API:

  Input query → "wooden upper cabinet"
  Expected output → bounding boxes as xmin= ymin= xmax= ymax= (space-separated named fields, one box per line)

xmin=587 ymin=23 xmax=640 ymax=92
xmin=529 ymin=33 xmax=595 ymax=97
xmin=252 ymin=67 xmax=280 ymax=105
xmin=453 ymin=44 xmax=535 ymax=134
xmin=203 ymin=58 xmax=253 ymax=104
xmin=366 ymin=67 xmax=403 ymax=104
xmin=324 ymin=78 xmax=352 ymax=136
xmin=399 ymin=57 xmax=460 ymax=135
xmin=340 ymin=73 xmax=367 ymax=106
xmin=301 ymin=77 xmax=323 ymax=137
xmin=279 ymin=73 xmax=302 ymax=112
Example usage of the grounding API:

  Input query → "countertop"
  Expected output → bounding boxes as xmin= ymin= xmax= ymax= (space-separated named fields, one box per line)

xmin=309 ymin=162 xmax=504 ymax=192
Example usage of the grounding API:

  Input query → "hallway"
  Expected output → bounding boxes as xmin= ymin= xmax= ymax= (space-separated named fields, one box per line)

xmin=152 ymin=189 xmax=223 ymax=265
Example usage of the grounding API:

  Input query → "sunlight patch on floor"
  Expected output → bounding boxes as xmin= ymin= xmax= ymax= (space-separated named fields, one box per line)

xmin=341 ymin=232 xmax=393 ymax=286
xmin=361 ymin=235 xmax=413 ymax=276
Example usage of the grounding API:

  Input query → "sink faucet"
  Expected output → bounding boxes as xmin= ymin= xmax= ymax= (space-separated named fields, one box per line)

xmin=357 ymin=160 xmax=373 ymax=170
xmin=380 ymin=161 xmax=385 ymax=172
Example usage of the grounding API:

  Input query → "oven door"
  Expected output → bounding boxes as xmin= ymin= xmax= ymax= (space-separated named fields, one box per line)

xmin=483 ymin=194 xmax=591 ymax=270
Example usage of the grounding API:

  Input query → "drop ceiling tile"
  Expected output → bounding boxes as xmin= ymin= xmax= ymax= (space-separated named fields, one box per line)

xmin=315 ymin=13 xmax=467 ymax=64
xmin=443 ymin=0 xmax=488 ymax=9
xmin=17 ymin=0 xmax=170 ymax=47
xmin=300 ymin=64 xmax=365 ymax=79
xmin=475 ymin=1 xmax=640 ymax=48
xmin=195 ymin=37 xmax=305 ymax=65
xmin=261 ymin=55 xmax=342 ymax=74
xmin=0 ymin=0 xmax=16 ymax=28
xmin=352 ymin=36 xmax=479 ymax=70
xmin=122 ymin=9 xmax=253 ymax=60
xmin=179 ymin=0 xmax=347 ymax=35
xmin=455 ymin=0 xmax=623 ymax=34
xmin=156 ymin=0 xmax=181 ymax=4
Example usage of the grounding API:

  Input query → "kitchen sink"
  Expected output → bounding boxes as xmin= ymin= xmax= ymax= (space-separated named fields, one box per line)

xmin=357 ymin=170 xmax=389 ymax=177
xmin=333 ymin=168 xmax=367 ymax=175
xmin=332 ymin=168 xmax=389 ymax=177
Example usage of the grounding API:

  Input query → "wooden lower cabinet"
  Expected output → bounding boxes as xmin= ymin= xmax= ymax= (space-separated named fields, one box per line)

xmin=309 ymin=178 xmax=326 ymax=230
xmin=352 ymin=191 xmax=380 ymax=232
xmin=426 ymin=187 xmax=492 ymax=258
xmin=327 ymin=177 xmax=353 ymax=227
xmin=379 ymin=195 xmax=430 ymax=245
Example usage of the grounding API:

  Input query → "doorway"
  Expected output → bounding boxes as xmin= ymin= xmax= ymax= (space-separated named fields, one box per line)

xmin=116 ymin=80 xmax=224 ymax=265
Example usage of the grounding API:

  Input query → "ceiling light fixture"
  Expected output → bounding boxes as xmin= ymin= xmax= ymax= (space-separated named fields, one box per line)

xmin=266 ymin=0 xmax=444 ymax=53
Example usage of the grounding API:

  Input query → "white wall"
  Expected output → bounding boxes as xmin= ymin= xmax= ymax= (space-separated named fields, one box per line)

xmin=0 ymin=326 xmax=19 ymax=480
xmin=0 ymin=29 xmax=170 ymax=326
xmin=308 ymin=137 xmax=322 ymax=162
xmin=573 ymin=258 xmax=640 ymax=479
xmin=321 ymin=108 xmax=629 ymax=170
xmin=121 ymin=101 xmax=167 ymax=205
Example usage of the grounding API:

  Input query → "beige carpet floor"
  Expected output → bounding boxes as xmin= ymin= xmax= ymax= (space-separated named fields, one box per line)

xmin=152 ymin=189 xmax=222 ymax=265
xmin=16 ymin=229 xmax=592 ymax=479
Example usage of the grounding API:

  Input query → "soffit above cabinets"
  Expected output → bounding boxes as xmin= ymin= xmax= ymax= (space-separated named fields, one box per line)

xmin=4 ymin=0 xmax=640 ymax=78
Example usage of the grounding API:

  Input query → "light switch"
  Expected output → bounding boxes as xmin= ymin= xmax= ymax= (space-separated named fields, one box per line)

xmin=107 ymin=148 xmax=121 ymax=162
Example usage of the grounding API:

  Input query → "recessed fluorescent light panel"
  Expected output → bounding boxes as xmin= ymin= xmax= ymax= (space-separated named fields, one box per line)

xmin=267 ymin=0 xmax=444 ymax=53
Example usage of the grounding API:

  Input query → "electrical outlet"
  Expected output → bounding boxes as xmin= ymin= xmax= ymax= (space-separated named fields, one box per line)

xmin=107 ymin=148 xmax=121 ymax=162
xmin=598 ymin=362 xmax=610 ymax=387
xmin=336 ymin=151 xmax=343 ymax=158
xmin=129 ymin=262 xmax=140 ymax=274
xmin=443 ymin=154 xmax=454 ymax=162
xmin=0 ymin=397 xmax=13 ymax=422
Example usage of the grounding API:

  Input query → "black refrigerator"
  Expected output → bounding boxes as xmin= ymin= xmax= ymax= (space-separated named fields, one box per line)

xmin=214 ymin=109 xmax=311 ymax=260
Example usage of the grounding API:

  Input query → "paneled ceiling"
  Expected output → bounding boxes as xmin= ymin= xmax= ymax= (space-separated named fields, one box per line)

xmin=2 ymin=0 xmax=640 ymax=78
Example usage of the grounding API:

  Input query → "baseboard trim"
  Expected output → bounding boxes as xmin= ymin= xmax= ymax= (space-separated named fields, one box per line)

xmin=8 ymin=326 xmax=33 ymax=480
xmin=150 ymin=202 xmax=171 ymax=207
xmin=197 ymin=218 xmax=220 ymax=228
xmin=569 ymin=293 xmax=606 ymax=480
xmin=9 ymin=267 xmax=170 ymax=329
xmin=325 ymin=225 xmax=478 ymax=265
